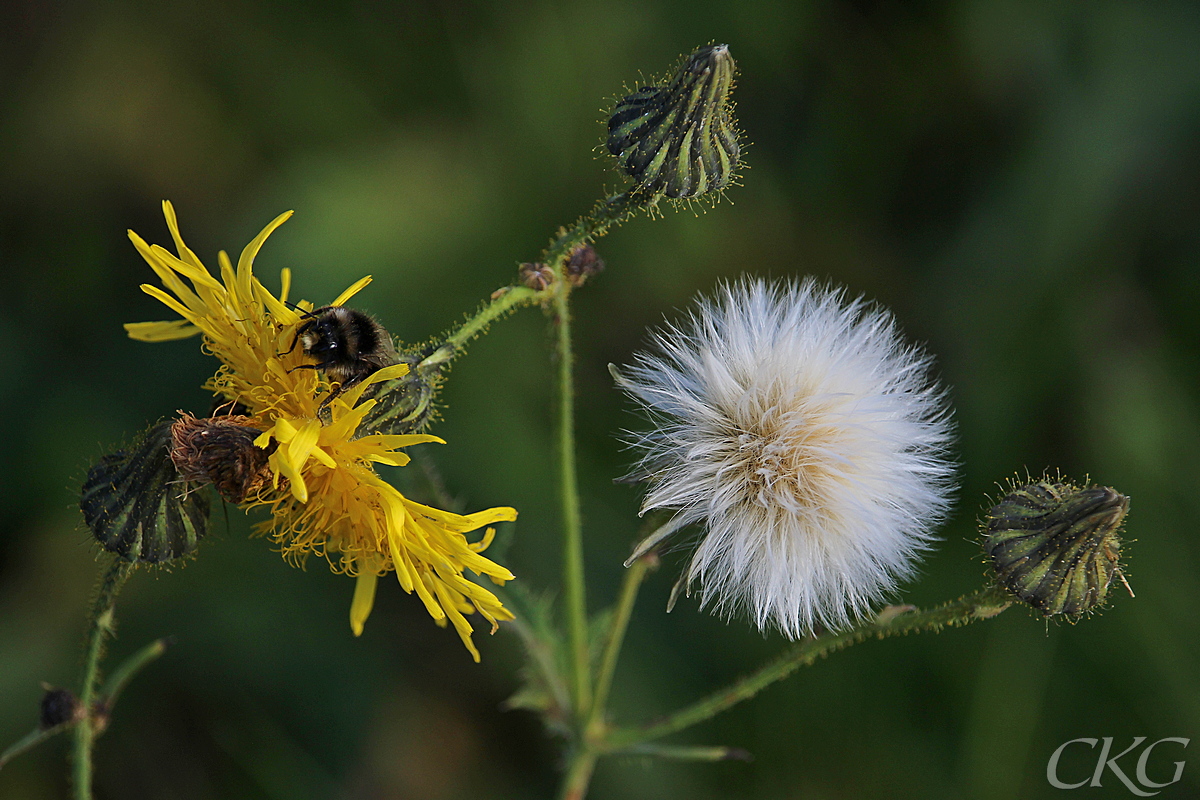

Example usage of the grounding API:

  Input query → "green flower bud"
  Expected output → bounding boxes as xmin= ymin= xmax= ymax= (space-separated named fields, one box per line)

xmin=983 ymin=478 xmax=1132 ymax=617
xmin=607 ymin=44 xmax=741 ymax=199
xmin=81 ymin=420 xmax=211 ymax=564
xmin=358 ymin=352 xmax=442 ymax=436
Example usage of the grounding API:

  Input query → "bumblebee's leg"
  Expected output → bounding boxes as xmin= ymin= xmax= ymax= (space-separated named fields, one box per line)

xmin=279 ymin=328 xmax=305 ymax=357
xmin=316 ymin=376 xmax=365 ymax=416
xmin=285 ymin=364 xmax=321 ymax=374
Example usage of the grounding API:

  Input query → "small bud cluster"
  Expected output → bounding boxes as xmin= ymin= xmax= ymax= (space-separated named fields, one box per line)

xmin=564 ymin=245 xmax=605 ymax=287
xmin=518 ymin=262 xmax=555 ymax=291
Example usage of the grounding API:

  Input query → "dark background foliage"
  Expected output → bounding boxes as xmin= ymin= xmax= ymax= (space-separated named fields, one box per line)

xmin=2 ymin=1 xmax=1198 ymax=798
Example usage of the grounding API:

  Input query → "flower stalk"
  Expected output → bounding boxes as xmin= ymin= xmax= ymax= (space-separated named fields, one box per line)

xmin=443 ymin=284 xmax=548 ymax=354
xmin=588 ymin=555 xmax=652 ymax=737
xmin=554 ymin=279 xmax=591 ymax=716
xmin=73 ymin=558 xmax=134 ymax=800
xmin=606 ymin=585 xmax=1013 ymax=752
xmin=542 ymin=180 xmax=661 ymax=720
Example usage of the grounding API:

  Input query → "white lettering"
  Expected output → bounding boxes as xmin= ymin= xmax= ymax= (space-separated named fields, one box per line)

xmin=1135 ymin=738 xmax=1189 ymax=793
xmin=1090 ymin=737 xmax=1155 ymax=797
xmin=1047 ymin=738 xmax=1097 ymax=789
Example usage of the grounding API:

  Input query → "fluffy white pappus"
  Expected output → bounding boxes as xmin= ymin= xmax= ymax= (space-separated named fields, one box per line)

xmin=618 ymin=278 xmax=956 ymax=638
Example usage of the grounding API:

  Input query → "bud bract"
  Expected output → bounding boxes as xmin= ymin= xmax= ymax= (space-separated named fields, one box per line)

xmin=358 ymin=353 xmax=442 ymax=436
xmin=607 ymin=44 xmax=740 ymax=199
xmin=80 ymin=420 xmax=211 ymax=563
xmin=983 ymin=478 xmax=1131 ymax=617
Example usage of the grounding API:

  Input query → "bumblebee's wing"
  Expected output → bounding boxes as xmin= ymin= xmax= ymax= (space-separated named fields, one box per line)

xmin=80 ymin=420 xmax=210 ymax=563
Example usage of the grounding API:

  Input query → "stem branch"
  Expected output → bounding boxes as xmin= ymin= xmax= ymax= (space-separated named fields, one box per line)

xmin=588 ymin=557 xmax=650 ymax=734
xmin=100 ymin=637 xmax=172 ymax=710
xmin=607 ymin=586 xmax=1013 ymax=750
xmin=72 ymin=558 xmax=133 ymax=800
xmin=442 ymin=284 xmax=546 ymax=355
xmin=558 ymin=749 xmax=599 ymax=800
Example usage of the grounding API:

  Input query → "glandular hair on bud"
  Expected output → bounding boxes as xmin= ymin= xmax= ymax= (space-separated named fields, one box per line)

xmin=983 ymin=478 xmax=1131 ymax=617
xmin=607 ymin=44 xmax=740 ymax=200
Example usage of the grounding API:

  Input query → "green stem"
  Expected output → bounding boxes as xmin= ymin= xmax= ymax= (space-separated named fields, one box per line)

xmin=442 ymin=284 xmax=546 ymax=355
xmin=619 ymin=743 xmax=751 ymax=762
xmin=544 ymin=188 xmax=656 ymax=721
xmin=99 ymin=637 xmax=171 ymax=710
xmin=606 ymin=586 xmax=1014 ymax=751
xmin=545 ymin=191 xmax=647 ymax=266
xmin=548 ymin=187 xmax=658 ymax=800
xmin=1 ymin=725 xmax=72 ymax=771
xmin=554 ymin=281 xmax=590 ymax=716
xmin=73 ymin=558 xmax=134 ymax=800
xmin=587 ymin=557 xmax=650 ymax=734
xmin=558 ymin=748 xmax=599 ymax=800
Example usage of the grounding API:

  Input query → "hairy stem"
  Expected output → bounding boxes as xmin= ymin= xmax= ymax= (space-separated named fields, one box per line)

xmin=548 ymin=186 xmax=657 ymax=800
xmin=606 ymin=586 xmax=1014 ymax=751
xmin=588 ymin=557 xmax=651 ymax=735
xmin=1 ymin=726 xmax=70 ymax=771
xmin=73 ymin=559 xmax=134 ymax=800
xmin=546 ymin=191 xmax=647 ymax=263
xmin=554 ymin=281 xmax=590 ymax=716
xmin=558 ymin=749 xmax=599 ymax=800
xmin=441 ymin=284 xmax=546 ymax=355
xmin=100 ymin=638 xmax=171 ymax=709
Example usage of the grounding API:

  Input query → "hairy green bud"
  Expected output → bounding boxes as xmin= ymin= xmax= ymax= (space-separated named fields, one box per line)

xmin=983 ymin=478 xmax=1132 ymax=617
xmin=607 ymin=44 xmax=740 ymax=199
xmin=81 ymin=420 xmax=211 ymax=564
xmin=358 ymin=352 xmax=443 ymax=436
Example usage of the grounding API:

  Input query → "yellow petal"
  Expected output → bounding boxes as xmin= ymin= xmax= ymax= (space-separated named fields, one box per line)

xmin=162 ymin=199 xmax=206 ymax=270
xmin=431 ymin=579 xmax=480 ymax=662
xmin=331 ymin=275 xmax=372 ymax=307
xmin=268 ymin=449 xmax=309 ymax=502
xmin=370 ymin=433 xmax=444 ymax=449
xmin=147 ymin=244 xmax=226 ymax=293
xmin=237 ymin=210 xmax=294 ymax=294
xmin=404 ymin=500 xmax=518 ymax=532
xmin=140 ymin=284 xmax=196 ymax=322
xmin=285 ymin=418 xmax=322 ymax=473
xmin=271 ymin=416 xmax=298 ymax=443
xmin=350 ymin=570 xmax=378 ymax=636
xmin=310 ymin=446 xmax=337 ymax=469
xmin=337 ymin=362 xmax=409 ymax=408
xmin=124 ymin=320 xmax=201 ymax=342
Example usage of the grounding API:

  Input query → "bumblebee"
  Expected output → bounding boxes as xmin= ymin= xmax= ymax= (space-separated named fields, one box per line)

xmin=283 ymin=306 xmax=398 ymax=399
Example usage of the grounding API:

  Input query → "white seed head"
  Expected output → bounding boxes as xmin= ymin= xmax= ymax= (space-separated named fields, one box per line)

xmin=618 ymin=278 xmax=956 ymax=637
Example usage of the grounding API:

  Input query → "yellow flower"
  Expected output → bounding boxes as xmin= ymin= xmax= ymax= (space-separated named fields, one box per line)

xmin=126 ymin=201 xmax=516 ymax=661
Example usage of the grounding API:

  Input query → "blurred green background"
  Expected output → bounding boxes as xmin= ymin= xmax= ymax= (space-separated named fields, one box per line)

xmin=2 ymin=1 xmax=1198 ymax=798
